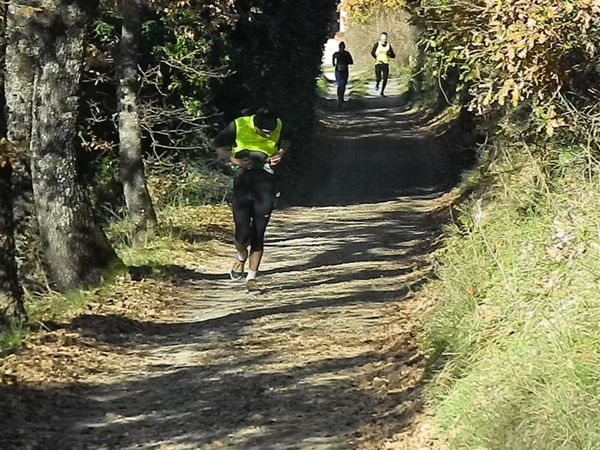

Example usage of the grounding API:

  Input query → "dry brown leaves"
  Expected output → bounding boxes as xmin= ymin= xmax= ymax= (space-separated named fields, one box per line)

xmin=356 ymin=277 xmax=445 ymax=449
xmin=1 ymin=330 xmax=131 ymax=386
xmin=0 ymin=276 xmax=181 ymax=388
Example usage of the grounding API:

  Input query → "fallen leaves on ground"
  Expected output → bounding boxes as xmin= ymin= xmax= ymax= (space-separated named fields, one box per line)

xmin=1 ymin=276 xmax=181 ymax=387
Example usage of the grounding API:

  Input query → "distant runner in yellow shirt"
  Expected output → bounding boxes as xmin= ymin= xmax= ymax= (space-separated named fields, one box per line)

xmin=370 ymin=32 xmax=396 ymax=97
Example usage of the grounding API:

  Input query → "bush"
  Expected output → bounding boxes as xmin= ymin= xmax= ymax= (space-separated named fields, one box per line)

xmin=147 ymin=157 xmax=232 ymax=208
xmin=421 ymin=0 xmax=600 ymax=133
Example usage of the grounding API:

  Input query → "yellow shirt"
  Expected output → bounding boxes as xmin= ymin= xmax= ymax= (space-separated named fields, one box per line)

xmin=232 ymin=115 xmax=283 ymax=157
xmin=375 ymin=43 xmax=391 ymax=64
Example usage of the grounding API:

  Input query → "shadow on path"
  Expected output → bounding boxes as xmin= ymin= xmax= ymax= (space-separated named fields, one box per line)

xmin=1 ymin=91 xmax=464 ymax=449
xmin=291 ymin=93 xmax=472 ymax=207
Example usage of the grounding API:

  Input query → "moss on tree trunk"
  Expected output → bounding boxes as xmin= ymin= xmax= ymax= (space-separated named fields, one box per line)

xmin=5 ymin=1 xmax=40 ymax=288
xmin=0 ymin=2 xmax=26 ymax=328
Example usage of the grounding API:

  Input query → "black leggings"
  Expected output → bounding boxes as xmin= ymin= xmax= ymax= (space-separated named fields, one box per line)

xmin=335 ymin=69 xmax=349 ymax=103
xmin=231 ymin=170 xmax=276 ymax=252
xmin=375 ymin=63 xmax=390 ymax=93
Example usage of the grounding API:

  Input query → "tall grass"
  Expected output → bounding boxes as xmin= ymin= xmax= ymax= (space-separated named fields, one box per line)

xmin=426 ymin=144 xmax=600 ymax=449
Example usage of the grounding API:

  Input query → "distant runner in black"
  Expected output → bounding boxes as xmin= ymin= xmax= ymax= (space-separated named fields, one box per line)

xmin=371 ymin=32 xmax=396 ymax=97
xmin=214 ymin=108 xmax=291 ymax=293
xmin=332 ymin=41 xmax=354 ymax=108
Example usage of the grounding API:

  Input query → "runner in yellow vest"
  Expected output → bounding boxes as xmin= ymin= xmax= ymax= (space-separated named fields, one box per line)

xmin=214 ymin=108 xmax=291 ymax=292
xmin=370 ymin=32 xmax=396 ymax=97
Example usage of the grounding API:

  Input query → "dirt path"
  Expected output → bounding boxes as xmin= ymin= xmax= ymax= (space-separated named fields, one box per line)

xmin=4 ymin=91 xmax=460 ymax=449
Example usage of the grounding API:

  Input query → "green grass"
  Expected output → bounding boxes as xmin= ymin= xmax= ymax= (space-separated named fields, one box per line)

xmin=147 ymin=163 xmax=231 ymax=208
xmin=348 ymin=71 xmax=370 ymax=97
xmin=108 ymin=204 xmax=230 ymax=267
xmin=0 ymin=279 xmax=117 ymax=353
xmin=317 ymin=73 xmax=331 ymax=97
xmin=425 ymin=145 xmax=600 ymax=449
xmin=0 ymin=324 xmax=27 ymax=353
xmin=27 ymin=289 xmax=101 ymax=324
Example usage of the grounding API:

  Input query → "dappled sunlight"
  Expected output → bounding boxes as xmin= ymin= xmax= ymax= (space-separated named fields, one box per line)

xmin=1 ymin=64 xmax=466 ymax=449
xmin=0 ymin=112 xmax=454 ymax=448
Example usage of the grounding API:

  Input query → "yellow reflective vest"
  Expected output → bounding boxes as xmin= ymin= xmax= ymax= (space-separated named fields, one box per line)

xmin=375 ymin=43 xmax=391 ymax=64
xmin=232 ymin=115 xmax=283 ymax=157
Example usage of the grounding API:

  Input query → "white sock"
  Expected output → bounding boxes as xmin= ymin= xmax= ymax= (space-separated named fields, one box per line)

xmin=246 ymin=270 xmax=257 ymax=281
xmin=237 ymin=251 xmax=248 ymax=262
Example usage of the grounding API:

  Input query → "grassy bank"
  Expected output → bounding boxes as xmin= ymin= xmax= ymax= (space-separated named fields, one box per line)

xmin=424 ymin=143 xmax=600 ymax=449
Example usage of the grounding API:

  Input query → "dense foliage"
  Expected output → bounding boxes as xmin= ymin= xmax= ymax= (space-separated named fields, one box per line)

xmin=340 ymin=0 xmax=406 ymax=22
xmin=87 ymin=0 xmax=336 ymax=208
xmin=344 ymin=0 xmax=600 ymax=136
xmin=422 ymin=0 xmax=600 ymax=135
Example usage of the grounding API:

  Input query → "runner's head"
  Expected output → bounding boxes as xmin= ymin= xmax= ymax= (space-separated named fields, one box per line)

xmin=339 ymin=41 xmax=346 ymax=51
xmin=379 ymin=32 xmax=388 ymax=44
xmin=254 ymin=107 xmax=277 ymax=137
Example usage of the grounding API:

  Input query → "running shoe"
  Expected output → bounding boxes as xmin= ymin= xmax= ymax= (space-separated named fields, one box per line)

xmin=246 ymin=279 xmax=261 ymax=293
xmin=229 ymin=259 xmax=245 ymax=281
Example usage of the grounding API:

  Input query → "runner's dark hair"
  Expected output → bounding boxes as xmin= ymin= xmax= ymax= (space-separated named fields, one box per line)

xmin=255 ymin=107 xmax=278 ymax=131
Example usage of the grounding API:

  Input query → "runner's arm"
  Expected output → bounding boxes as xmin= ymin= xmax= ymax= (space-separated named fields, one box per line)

xmin=388 ymin=45 xmax=396 ymax=59
xmin=214 ymin=122 xmax=252 ymax=168
xmin=348 ymin=52 xmax=354 ymax=65
xmin=332 ymin=51 xmax=338 ymax=67
xmin=370 ymin=43 xmax=377 ymax=58
xmin=270 ymin=126 xmax=292 ymax=166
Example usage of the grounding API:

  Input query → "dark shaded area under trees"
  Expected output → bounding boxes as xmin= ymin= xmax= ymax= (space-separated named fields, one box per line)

xmin=0 ymin=0 xmax=339 ymax=327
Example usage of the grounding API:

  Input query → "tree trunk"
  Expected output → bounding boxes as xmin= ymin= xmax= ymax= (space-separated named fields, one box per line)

xmin=118 ymin=0 xmax=157 ymax=246
xmin=28 ymin=0 xmax=121 ymax=292
xmin=0 ymin=3 xmax=26 ymax=328
xmin=0 ymin=152 xmax=26 ymax=328
xmin=5 ymin=3 xmax=33 ymax=152
xmin=5 ymin=1 xmax=39 ymax=288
